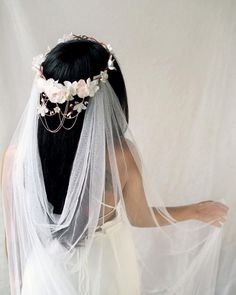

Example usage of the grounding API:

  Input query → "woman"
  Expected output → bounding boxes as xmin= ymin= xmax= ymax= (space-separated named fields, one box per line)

xmin=1 ymin=33 xmax=228 ymax=295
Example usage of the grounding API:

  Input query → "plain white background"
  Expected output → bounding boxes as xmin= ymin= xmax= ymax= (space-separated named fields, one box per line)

xmin=1 ymin=0 xmax=236 ymax=293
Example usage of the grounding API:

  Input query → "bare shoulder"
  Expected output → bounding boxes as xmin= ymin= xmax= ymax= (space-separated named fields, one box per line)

xmin=113 ymin=138 xmax=136 ymax=165
xmin=106 ymin=138 xmax=140 ymax=189
xmin=121 ymin=138 xmax=142 ymax=172
xmin=2 ymin=145 xmax=17 ymax=162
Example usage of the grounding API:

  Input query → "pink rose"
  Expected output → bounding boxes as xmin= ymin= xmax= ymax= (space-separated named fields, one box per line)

xmin=44 ymin=79 xmax=68 ymax=104
xmin=76 ymin=79 xmax=90 ymax=98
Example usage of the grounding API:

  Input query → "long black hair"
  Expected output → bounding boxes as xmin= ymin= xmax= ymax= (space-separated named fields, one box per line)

xmin=37 ymin=37 xmax=129 ymax=214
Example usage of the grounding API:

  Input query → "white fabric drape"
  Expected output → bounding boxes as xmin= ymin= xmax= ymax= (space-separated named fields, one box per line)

xmin=0 ymin=73 xmax=229 ymax=294
xmin=1 ymin=1 xmax=236 ymax=294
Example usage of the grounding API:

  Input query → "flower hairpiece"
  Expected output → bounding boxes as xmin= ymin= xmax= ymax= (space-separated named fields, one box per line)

xmin=32 ymin=33 xmax=117 ymax=133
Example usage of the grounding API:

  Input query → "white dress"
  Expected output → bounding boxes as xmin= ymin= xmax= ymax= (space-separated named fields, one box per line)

xmin=21 ymin=202 xmax=141 ymax=295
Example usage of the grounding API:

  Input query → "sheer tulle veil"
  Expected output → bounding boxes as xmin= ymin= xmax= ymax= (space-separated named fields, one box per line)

xmin=1 ymin=41 xmax=226 ymax=295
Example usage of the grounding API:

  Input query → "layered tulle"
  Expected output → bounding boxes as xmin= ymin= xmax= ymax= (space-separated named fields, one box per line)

xmin=2 ymin=75 xmax=225 ymax=294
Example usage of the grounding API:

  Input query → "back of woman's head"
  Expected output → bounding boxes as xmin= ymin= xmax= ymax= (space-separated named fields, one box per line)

xmin=37 ymin=37 xmax=129 ymax=214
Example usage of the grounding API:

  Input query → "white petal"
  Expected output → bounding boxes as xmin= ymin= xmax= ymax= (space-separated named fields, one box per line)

xmin=107 ymin=44 xmax=114 ymax=54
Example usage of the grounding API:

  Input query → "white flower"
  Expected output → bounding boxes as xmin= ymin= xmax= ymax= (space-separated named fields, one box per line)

xmin=57 ymin=32 xmax=74 ymax=44
xmin=86 ymin=78 xmax=99 ymax=97
xmin=63 ymin=81 xmax=77 ymax=100
xmin=107 ymin=44 xmax=114 ymax=54
xmin=45 ymin=46 xmax=51 ymax=55
xmin=107 ymin=55 xmax=116 ymax=71
xmin=44 ymin=79 xmax=68 ymax=104
xmin=32 ymin=54 xmax=45 ymax=71
xmin=73 ymin=102 xmax=87 ymax=113
xmin=54 ymin=106 xmax=61 ymax=113
xmin=37 ymin=76 xmax=47 ymax=91
xmin=37 ymin=104 xmax=48 ymax=116
xmin=76 ymin=79 xmax=90 ymax=98
xmin=100 ymin=70 xmax=109 ymax=83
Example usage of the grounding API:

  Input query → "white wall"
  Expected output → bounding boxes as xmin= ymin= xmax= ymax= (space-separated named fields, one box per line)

xmin=1 ymin=0 xmax=236 ymax=293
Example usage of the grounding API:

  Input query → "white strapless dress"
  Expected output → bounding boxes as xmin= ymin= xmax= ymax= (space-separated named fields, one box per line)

xmin=21 ymin=206 xmax=141 ymax=295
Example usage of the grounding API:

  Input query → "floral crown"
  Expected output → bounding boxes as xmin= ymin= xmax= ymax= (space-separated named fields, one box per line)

xmin=32 ymin=33 xmax=117 ymax=133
